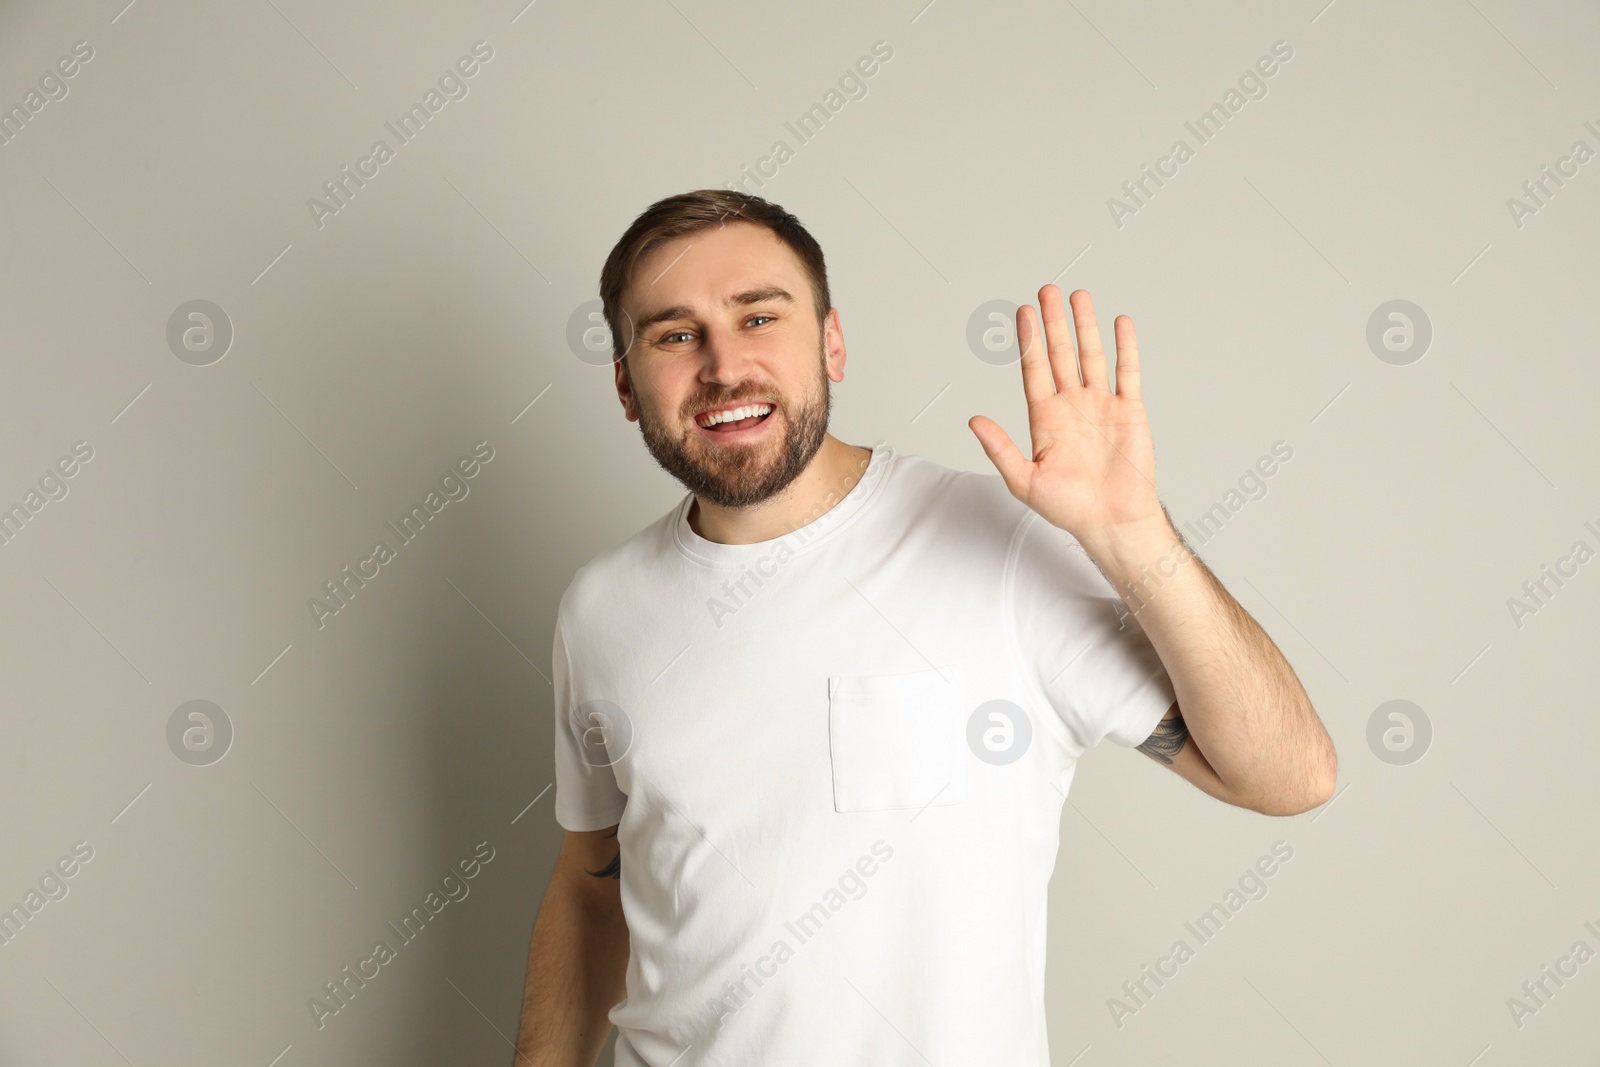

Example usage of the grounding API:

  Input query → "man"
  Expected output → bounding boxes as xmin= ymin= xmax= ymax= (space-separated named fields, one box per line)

xmin=514 ymin=190 xmax=1336 ymax=1066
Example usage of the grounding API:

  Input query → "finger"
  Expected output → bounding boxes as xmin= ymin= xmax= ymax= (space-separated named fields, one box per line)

xmin=968 ymin=415 xmax=1032 ymax=498
xmin=1014 ymin=302 xmax=1058 ymax=406
xmin=1067 ymin=289 xmax=1109 ymax=391
xmin=1112 ymin=314 xmax=1142 ymax=400
xmin=1037 ymin=284 xmax=1080 ymax=393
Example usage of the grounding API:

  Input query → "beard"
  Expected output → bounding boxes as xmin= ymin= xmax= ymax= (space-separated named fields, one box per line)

xmin=634 ymin=344 xmax=832 ymax=510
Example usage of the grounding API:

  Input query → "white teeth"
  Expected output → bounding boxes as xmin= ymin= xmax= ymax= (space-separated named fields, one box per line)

xmin=698 ymin=403 xmax=772 ymax=427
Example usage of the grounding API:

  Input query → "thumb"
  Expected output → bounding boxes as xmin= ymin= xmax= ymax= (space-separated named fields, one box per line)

xmin=968 ymin=415 xmax=1031 ymax=500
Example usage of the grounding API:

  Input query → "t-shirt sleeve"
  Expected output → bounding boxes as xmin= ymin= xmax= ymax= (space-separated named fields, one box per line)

xmin=551 ymin=606 xmax=628 ymax=831
xmin=1007 ymin=510 xmax=1177 ymax=757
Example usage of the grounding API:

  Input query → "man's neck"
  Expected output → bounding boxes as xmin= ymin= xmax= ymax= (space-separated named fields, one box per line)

xmin=687 ymin=434 xmax=875 ymax=546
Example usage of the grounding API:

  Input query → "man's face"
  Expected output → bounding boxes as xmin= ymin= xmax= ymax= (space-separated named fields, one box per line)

xmin=614 ymin=221 xmax=844 ymax=509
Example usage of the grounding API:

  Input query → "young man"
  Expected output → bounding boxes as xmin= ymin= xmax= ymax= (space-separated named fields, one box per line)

xmin=514 ymin=190 xmax=1336 ymax=1066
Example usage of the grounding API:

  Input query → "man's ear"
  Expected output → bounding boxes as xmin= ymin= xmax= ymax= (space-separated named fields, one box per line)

xmin=614 ymin=356 xmax=640 ymax=423
xmin=611 ymin=301 xmax=641 ymax=420
xmin=824 ymin=307 xmax=847 ymax=384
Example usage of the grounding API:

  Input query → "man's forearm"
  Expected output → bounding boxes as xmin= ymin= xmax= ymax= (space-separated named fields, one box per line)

xmin=1083 ymin=510 xmax=1337 ymax=814
xmin=513 ymin=873 xmax=629 ymax=1066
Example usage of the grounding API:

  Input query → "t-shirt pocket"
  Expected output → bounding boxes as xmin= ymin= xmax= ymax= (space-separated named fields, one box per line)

xmin=827 ymin=664 xmax=967 ymax=813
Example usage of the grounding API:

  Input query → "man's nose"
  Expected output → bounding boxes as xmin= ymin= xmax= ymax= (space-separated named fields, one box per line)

xmin=697 ymin=324 xmax=758 ymax=384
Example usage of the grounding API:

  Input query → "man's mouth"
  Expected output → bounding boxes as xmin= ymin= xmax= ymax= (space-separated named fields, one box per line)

xmin=695 ymin=402 xmax=775 ymax=433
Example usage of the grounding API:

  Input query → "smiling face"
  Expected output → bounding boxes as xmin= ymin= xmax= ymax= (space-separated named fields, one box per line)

xmin=614 ymin=220 xmax=844 ymax=509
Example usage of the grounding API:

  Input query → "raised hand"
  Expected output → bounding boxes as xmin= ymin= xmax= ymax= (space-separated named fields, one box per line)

xmin=968 ymin=286 xmax=1166 ymax=548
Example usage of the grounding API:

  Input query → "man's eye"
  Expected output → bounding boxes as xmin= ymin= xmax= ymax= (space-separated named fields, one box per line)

xmin=660 ymin=331 xmax=692 ymax=344
xmin=747 ymin=315 xmax=775 ymax=327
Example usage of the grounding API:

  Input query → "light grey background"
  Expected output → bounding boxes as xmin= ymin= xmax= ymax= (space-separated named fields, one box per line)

xmin=2 ymin=0 xmax=1597 ymax=1064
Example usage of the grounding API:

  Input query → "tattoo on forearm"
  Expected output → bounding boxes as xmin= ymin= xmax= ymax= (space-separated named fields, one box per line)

xmin=585 ymin=826 xmax=621 ymax=880
xmin=1137 ymin=709 xmax=1189 ymax=765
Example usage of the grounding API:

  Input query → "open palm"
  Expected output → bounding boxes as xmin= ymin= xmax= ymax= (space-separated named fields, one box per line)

xmin=968 ymin=286 xmax=1164 ymax=545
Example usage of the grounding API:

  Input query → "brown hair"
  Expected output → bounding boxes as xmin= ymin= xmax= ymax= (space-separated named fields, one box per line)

xmin=598 ymin=189 xmax=831 ymax=364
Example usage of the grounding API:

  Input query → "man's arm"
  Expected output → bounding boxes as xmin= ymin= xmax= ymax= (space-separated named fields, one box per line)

xmin=513 ymin=824 xmax=628 ymax=1066
xmin=968 ymin=285 xmax=1336 ymax=818
xmin=1096 ymin=519 xmax=1337 ymax=816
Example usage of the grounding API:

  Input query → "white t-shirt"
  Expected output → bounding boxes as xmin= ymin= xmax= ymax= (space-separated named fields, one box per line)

xmin=552 ymin=442 xmax=1176 ymax=1066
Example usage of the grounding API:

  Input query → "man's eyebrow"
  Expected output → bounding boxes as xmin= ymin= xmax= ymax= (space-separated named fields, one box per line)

xmin=633 ymin=286 xmax=796 ymax=334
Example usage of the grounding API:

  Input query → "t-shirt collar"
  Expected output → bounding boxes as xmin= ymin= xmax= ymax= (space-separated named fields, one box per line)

xmin=672 ymin=441 xmax=895 ymax=567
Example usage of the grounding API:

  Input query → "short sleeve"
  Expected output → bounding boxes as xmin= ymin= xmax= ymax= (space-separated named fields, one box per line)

xmin=1007 ymin=511 xmax=1177 ymax=756
xmin=551 ymin=607 xmax=628 ymax=831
